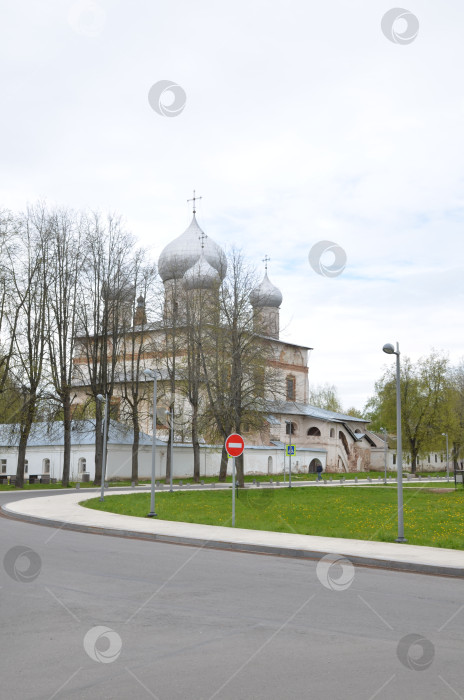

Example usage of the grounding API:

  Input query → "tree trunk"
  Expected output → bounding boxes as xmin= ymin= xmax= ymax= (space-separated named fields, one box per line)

xmin=132 ymin=428 xmax=139 ymax=485
xmin=219 ymin=444 xmax=228 ymax=482
xmin=165 ymin=430 xmax=172 ymax=485
xmin=15 ymin=396 xmax=35 ymax=488
xmin=16 ymin=434 xmax=28 ymax=489
xmin=192 ymin=403 xmax=200 ymax=483
xmin=94 ymin=404 xmax=103 ymax=486
xmin=62 ymin=393 xmax=71 ymax=487
xmin=411 ymin=452 xmax=418 ymax=475
xmin=131 ymin=405 xmax=140 ymax=485
xmin=236 ymin=452 xmax=244 ymax=487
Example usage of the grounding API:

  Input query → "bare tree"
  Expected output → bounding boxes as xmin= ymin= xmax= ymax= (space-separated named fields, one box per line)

xmin=74 ymin=213 xmax=135 ymax=485
xmin=46 ymin=208 xmax=83 ymax=487
xmin=119 ymin=254 xmax=158 ymax=484
xmin=199 ymin=250 xmax=280 ymax=485
xmin=5 ymin=207 xmax=50 ymax=488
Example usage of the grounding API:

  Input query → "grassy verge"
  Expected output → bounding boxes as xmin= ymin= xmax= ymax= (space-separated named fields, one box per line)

xmin=83 ymin=487 xmax=464 ymax=549
xmin=0 ymin=479 xmax=155 ymax=491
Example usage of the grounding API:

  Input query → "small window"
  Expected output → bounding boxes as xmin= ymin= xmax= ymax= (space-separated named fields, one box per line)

xmin=330 ymin=428 xmax=335 ymax=438
xmin=393 ymin=454 xmax=397 ymax=465
xmin=24 ymin=460 xmax=28 ymax=474
xmin=441 ymin=454 xmax=443 ymax=462
xmin=428 ymin=455 xmax=431 ymax=463
xmin=435 ymin=454 xmax=437 ymax=463
xmin=285 ymin=422 xmax=296 ymax=435
xmin=354 ymin=429 xmax=362 ymax=434
xmin=286 ymin=376 xmax=296 ymax=401
xmin=1 ymin=459 xmax=6 ymax=474
xmin=43 ymin=458 xmax=50 ymax=474
xmin=307 ymin=427 xmax=321 ymax=436
xmin=78 ymin=458 xmax=87 ymax=473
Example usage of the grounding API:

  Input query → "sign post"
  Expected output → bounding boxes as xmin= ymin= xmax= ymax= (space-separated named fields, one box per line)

xmin=285 ymin=444 xmax=295 ymax=487
xmin=225 ymin=434 xmax=245 ymax=527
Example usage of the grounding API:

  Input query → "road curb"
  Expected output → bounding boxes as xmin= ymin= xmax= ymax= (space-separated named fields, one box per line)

xmin=2 ymin=504 xmax=463 ymax=579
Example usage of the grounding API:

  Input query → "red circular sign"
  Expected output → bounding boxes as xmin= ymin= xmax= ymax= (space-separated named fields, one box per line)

xmin=225 ymin=433 xmax=244 ymax=457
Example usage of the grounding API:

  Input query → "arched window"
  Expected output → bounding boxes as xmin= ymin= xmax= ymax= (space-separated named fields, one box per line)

xmin=354 ymin=429 xmax=362 ymax=434
xmin=330 ymin=428 xmax=335 ymax=438
xmin=307 ymin=427 xmax=321 ymax=436
xmin=42 ymin=458 xmax=50 ymax=474
xmin=338 ymin=432 xmax=349 ymax=455
xmin=24 ymin=460 xmax=28 ymax=474
xmin=267 ymin=456 xmax=273 ymax=474
xmin=286 ymin=376 xmax=296 ymax=401
xmin=78 ymin=458 xmax=87 ymax=473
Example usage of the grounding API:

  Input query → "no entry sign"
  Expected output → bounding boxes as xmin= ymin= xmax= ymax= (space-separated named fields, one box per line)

xmin=225 ymin=433 xmax=244 ymax=458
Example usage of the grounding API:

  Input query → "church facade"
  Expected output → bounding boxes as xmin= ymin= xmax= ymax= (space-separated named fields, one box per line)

xmin=70 ymin=207 xmax=387 ymax=476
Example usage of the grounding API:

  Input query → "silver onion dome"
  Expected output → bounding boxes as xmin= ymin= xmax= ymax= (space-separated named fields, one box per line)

xmin=183 ymin=253 xmax=220 ymax=290
xmin=158 ymin=214 xmax=227 ymax=283
xmin=249 ymin=272 xmax=283 ymax=308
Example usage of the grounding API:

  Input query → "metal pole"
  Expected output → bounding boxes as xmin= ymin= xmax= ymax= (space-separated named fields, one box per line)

xmin=232 ymin=456 xmax=235 ymax=527
xmin=169 ymin=407 xmax=174 ymax=492
xmin=100 ymin=395 xmax=108 ymax=502
xmin=288 ymin=446 xmax=292 ymax=489
xmin=148 ymin=374 xmax=157 ymax=517
xmin=381 ymin=427 xmax=387 ymax=482
xmin=446 ymin=434 xmax=449 ymax=480
xmin=395 ymin=343 xmax=406 ymax=542
xmin=288 ymin=422 xmax=292 ymax=487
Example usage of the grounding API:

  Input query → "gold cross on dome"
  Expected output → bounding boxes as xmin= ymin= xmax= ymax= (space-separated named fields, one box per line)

xmin=187 ymin=190 xmax=202 ymax=214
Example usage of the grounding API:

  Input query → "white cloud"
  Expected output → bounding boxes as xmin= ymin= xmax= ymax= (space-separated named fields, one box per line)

xmin=1 ymin=0 xmax=463 ymax=410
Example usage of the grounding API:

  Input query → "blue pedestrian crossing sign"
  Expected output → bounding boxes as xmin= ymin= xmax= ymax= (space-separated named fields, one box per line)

xmin=286 ymin=445 xmax=295 ymax=456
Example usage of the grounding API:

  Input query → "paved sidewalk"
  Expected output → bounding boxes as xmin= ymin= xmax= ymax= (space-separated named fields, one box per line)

xmin=2 ymin=488 xmax=463 ymax=577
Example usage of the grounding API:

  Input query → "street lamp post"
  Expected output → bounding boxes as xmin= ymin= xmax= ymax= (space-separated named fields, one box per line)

xmin=166 ymin=408 xmax=174 ymax=492
xmin=96 ymin=394 xmax=108 ymax=502
xmin=382 ymin=343 xmax=406 ymax=543
xmin=380 ymin=427 xmax=388 ymax=482
xmin=143 ymin=369 xmax=158 ymax=517
xmin=442 ymin=432 xmax=449 ymax=480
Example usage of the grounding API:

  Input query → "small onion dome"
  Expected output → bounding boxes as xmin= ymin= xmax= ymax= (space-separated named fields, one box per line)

xmin=249 ymin=272 xmax=283 ymax=308
xmin=183 ymin=253 xmax=220 ymax=290
xmin=137 ymin=295 xmax=145 ymax=306
xmin=158 ymin=214 xmax=227 ymax=282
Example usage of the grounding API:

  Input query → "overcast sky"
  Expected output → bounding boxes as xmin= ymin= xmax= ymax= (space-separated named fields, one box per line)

xmin=1 ymin=1 xmax=463 ymax=411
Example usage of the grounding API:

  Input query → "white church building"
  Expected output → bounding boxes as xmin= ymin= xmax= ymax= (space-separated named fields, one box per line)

xmin=2 ymin=206 xmax=447 ymax=482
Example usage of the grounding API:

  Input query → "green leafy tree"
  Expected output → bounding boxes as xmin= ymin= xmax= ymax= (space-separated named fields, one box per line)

xmin=365 ymin=351 xmax=449 ymax=473
xmin=308 ymin=383 xmax=343 ymax=413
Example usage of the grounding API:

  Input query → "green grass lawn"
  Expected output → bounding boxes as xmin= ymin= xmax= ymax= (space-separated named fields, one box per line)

xmin=83 ymin=486 xmax=464 ymax=549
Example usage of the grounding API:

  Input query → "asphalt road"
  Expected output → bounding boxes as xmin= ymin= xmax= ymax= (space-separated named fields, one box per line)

xmin=0 ymin=490 xmax=463 ymax=700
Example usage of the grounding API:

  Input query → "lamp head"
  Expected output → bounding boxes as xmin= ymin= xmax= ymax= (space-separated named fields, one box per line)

xmin=442 ymin=432 xmax=447 ymax=437
xmin=382 ymin=343 xmax=395 ymax=355
xmin=96 ymin=394 xmax=104 ymax=401
xmin=143 ymin=369 xmax=154 ymax=378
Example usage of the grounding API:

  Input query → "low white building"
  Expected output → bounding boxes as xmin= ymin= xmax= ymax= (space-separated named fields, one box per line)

xmin=0 ymin=420 xmax=327 ymax=482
